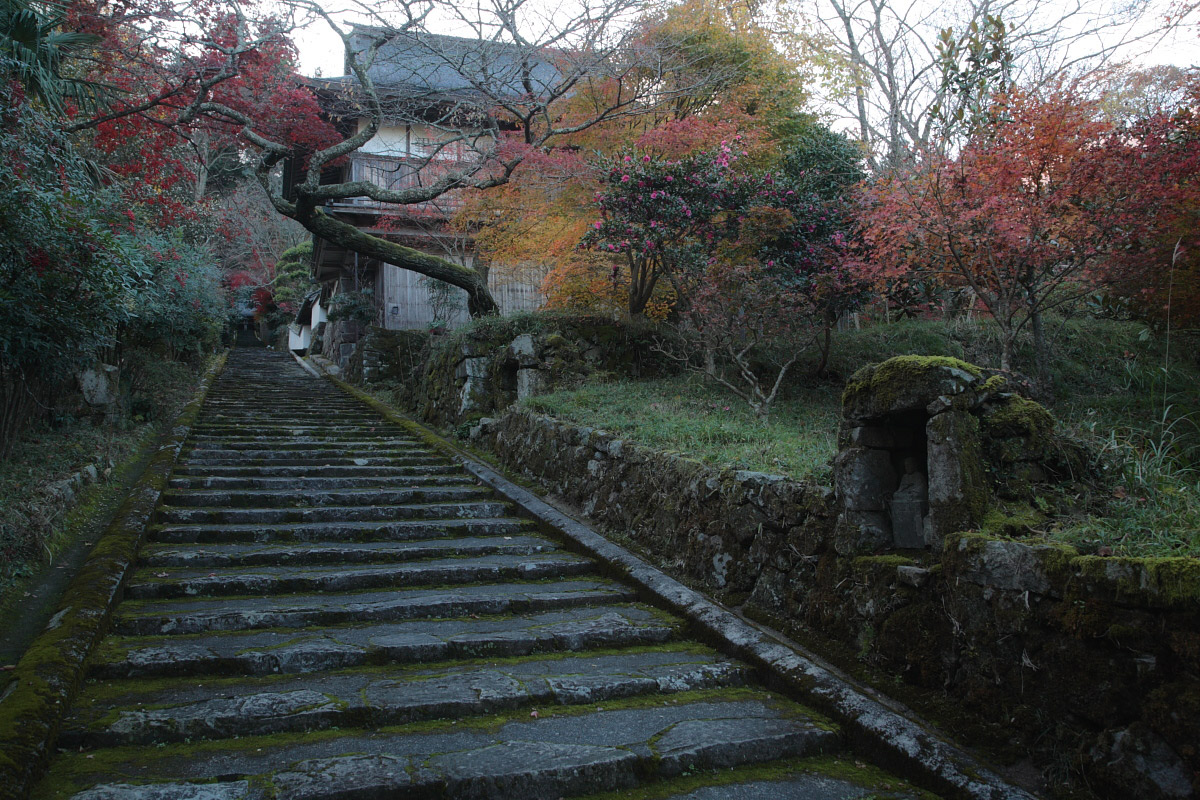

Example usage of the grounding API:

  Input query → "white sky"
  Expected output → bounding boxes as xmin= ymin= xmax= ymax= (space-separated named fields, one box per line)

xmin=293 ymin=3 xmax=1197 ymax=84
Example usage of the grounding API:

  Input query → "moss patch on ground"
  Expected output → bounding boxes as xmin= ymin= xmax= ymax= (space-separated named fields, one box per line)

xmin=573 ymin=755 xmax=938 ymax=800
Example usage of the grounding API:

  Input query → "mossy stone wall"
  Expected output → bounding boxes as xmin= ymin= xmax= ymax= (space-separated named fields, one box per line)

xmin=359 ymin=315 xmax=670 ymax=429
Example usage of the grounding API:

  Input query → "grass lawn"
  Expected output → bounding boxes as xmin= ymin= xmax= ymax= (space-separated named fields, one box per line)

xmin=524 ymin=374 xmax=842 ymax=480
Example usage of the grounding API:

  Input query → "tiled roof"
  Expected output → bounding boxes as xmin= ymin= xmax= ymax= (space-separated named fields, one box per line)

xmin=317 ymin=26 xmax=561 ymax=99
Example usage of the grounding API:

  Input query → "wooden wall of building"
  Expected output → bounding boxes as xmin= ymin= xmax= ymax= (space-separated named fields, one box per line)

xmin=376 ymin=263 xmax=545 ymax=330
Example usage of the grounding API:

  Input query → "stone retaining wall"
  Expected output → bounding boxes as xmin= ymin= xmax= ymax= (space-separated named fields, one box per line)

xmin=470 ymin=410 xmax=1199 ymax=800
xmin=472 ymin=410 xmax=835 ymax=597
xmin=359 ymin=315 xmax=671 ymax=429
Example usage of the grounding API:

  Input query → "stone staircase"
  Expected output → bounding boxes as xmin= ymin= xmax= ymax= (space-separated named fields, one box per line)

xmin=36 ymin=348 xmax=928 ymax=800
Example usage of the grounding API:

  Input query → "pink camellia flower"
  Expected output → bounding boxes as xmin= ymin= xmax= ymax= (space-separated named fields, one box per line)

xmin=624 ymin=155 xmax=632 ymax=162
xmin=594 ymin=221 xmax=602 ymax=229
xmin=665 ymin=176 xmax=673 ymax=182
xmin=621 ymin=175 xmax=630 ymax=182
xmin=643 ymin=155 xmax=651 ymax=162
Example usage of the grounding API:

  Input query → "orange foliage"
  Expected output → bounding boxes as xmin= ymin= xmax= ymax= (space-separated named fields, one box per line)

xmin=468 ymin=0 xmax=811 ymax=317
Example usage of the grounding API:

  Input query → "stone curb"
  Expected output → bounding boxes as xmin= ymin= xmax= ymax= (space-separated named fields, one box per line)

xmin=324 ymin=372 xmax=1039 ymax=800
xmin=291 ymin=350 xmax=321 ymax=378
xmin=0 ymin=352 xmax=228 ymax=800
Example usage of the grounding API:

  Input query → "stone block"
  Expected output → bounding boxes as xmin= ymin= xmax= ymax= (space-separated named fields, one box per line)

xmin=847 ymin=426 xmax=894 ymax=449
xmin=896 ymin=565 xmax=932 ymax=588
xmin=952 ymin=536 xmax=1054 ymax=594
xmin=926 ymin=411 xmax=987 ymax=540
xmin=516 ymin=368 xmax=546 ymax=401
xmin=890 ymin=497 xmax=926 ymax=548
xmin=834 ymin=511 xmax=891 ymax=555
xmin=46 ymin=479 xmax=75 ymax=505
xmin=78 ymin=364 xmax=120 ymax=407
xmin=833 ymin=448 xmax=897 ymax=512
xmin=1088 ymin=723 xmax=1195 ymax=800
xmin=843 ymin=356 xmax=981 ymax=418
xmin=458 ymin=358 xmax=492 ymax=415
xmin=456 ymin=357 xmax=490 ymax=379
xmin=508 ymin=334 xmax=539 ymax=367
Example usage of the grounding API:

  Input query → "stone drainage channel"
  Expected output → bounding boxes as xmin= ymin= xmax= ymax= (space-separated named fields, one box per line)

xmin=31 ymin=348 xmax=1007 ymax=799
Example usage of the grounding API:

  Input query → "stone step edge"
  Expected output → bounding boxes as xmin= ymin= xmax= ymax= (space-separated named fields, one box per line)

xmin=0 ymin=350 xmax=231 ymax=800
xmin=325 ymin=370 xmax=1037 ymax=800
xmin=63 ymin=657 xmax=748 ymax=749
xmin=91 ymin=611 xmax=680 ymax=678
xmin=59 ymin=713 xmax=838 ymax=800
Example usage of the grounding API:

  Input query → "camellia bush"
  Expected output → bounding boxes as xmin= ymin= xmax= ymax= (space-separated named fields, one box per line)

xmin=579 ymin=143 xmax=743 ymax=317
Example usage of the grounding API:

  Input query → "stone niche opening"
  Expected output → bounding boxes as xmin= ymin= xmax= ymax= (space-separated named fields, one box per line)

xmin=879 ymin=410 xmax=931 ymax=549
xmin=841 ymin=409 xmax=932 ymax=550
xmin=499 ymin=356 xmax=520 ymax=397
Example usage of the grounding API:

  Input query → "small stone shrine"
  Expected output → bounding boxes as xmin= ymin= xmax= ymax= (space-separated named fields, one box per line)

xmin=833 ymin=355 xmax=1060 ymax=553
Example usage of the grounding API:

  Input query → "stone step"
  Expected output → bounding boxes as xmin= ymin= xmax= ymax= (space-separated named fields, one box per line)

xmin=170 ymin=464 xmax=463 ymax=478
xmin=150 ymin=517 xmax=537 ymax=545
xmin=189 ymin=425 xmax=405 ymax=437
xmin=198 ymin=407 xmax=374 ymax=412
xmin=167 ymin=474 xmax=471 ymax=490
xmin=93 ymin=605 xmax=679 ymax=678
xmin=198 ymin=398 xmax=367 ymax=406
xmin=196 ymin=412 xmax=384 ymax=424
xmin=51 ymin=695 xmax=839 ymax=800
xmin=203 ymin=402 xmax=331 ymax=408
xmin=656 ymin=772 xmax=922 ymax=799
xmin=182 ymin=449 xmax=440 ymax=463
xmin=184 ymin=434 xmax=429 ymax=448
xmin=139 ymin=534 xmax=560 ymax=568
xmin=199 ymin=412 xmax=382 ymax=423
xmin=161 ymin=485 xmax=488 ymax=509
xmin=60 ymin=649 xmax=748 ymax=749
xmin=186 ymin=438 xmax=422 ymax=451
xmin=114 ymin=578 xmax=641 ymax=635
xmin=179 ymin=455 xmax=448 ymax=467
xmin=125 ymin=553 xmax=596 ymax=599
xmin=155 ymin=500 xmax=513 ymax=525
